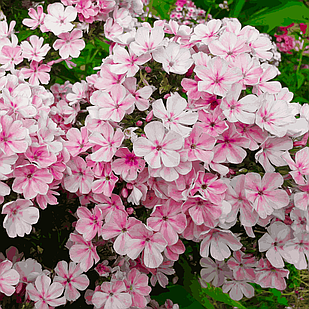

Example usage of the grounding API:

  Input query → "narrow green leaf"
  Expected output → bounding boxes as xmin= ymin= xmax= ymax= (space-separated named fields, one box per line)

xmin=229 ymin=0 xmax=246 ymax=18
xmin=296 ymin=72 xmax=305 ymax=89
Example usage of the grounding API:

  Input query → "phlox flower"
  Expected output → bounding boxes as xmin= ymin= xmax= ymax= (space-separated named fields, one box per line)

xmin=66 ymin=80 xmax=88 ymax=105
xmin=293 ymin=176 xmax=309 ymax=211
xmin=124 ymin=268 xmax=152 ymax=308
xmin=2 ymin=199 xmax=39 ymax=238
xmin=75 ymin=0 xmax=98 ymax=20
xmin=64 ymin=156 xmax=94 ymax=194
xmin=75 ymin=205 xmax=103 ymax=241
xmin=245 ymin=172 xmax=289 ymax=219
xmin=133 ymin=121 xmax=184 ymax=169
xmin=97 ymin=194 xmax=126 ymax=221
xmin=200 ymin=228 xmax=242 ymax=261
xmin=147 ymin=199 xmax=187 ymax=245
xmin=89 ymin=122 xmax=124 ymax=162
xmin=44 ymin=3 xmax=77 ymax=35
xmin=54 ymin=261 xmax=89 ymax=301
xmin=0 ymin=44 xmax=23 ymax=71
xmin=92 ymin=281 xmax=132 ymax=309
xmin=220 ymin=83 xmax=260 ymax=124
xmin=89 ymin=85 xmax=135 ymax=122
xmin=21 ymin=35 xmax=50 ymax=62
xmin=26 ymin=274 xmax=66 ymax=309
xmin=0 ymin=150 xmax=17 ymax=177
xmin=0 ymin=20 xmax=16 ymax=45
xmin=222 ymin=280 xmax=254 ymax=301
xmin=13 ymin=165 xmax=53 ymax=200
xmin=69 ymin=233 xmax=100 ymax=272
xmin=112 ymin=147 xmax=145 ymax=182
xmin=126 ymin=223 xmax=167 ymax=268
xmin=129 ymin=25 xmax=165 ymax=55
xmin=21 ymin=61 xmax=51 ymax=85
xmin=213 ymin=123 xmax=250 ymax=164
xmin=190 ymin=19 xmax=222 ymax=45
xmin=194 ymin=56 xmax=242 ymax=97
xmin=258 ymin=221 xmax=294 ymax=268
xmin=53 ymin=29 xmax=85 ymax=59
xmin=164 ymin=239 xmax=186 ymax=261
xmin=36 ymin=181 xmax=60 ymax=210
xmin=110 ymin=45 xmax=151 ymax=77
xmin=104 ymin=18 xmax=123 ymax=42
xmin=94 ymin=64 xmax=126 ymax=91
xmin=149 ymin=259 xmax=175 ymax=288
xmin=126 ymin=168 xmax=149 ymax=205
xmin=0 ymin=260 xmax=19 ymax=296
xmin=13 ymin=258 xmax=45 ymax=285
xmin=152 ymin=92 xmax=198 ymax=137
xmin=22 ymin=5 xmax=48 ymax=32
xmin=25 ymin=145 xmax=57 ymax=168
xmin=65 ymin=127 xmax=93 ymax=157
xmin=152 ymin=42 xmax=193 ymax=75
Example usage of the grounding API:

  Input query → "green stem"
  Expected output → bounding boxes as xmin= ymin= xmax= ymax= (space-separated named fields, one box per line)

xmin=146 ymin=0 xmax=154 ymax=22
xmin=206 ymin=6 xmax=212 ymax=19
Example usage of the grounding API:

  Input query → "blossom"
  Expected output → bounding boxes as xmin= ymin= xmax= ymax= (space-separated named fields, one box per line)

xmin=54 ymin=261 xmax=89 ymax=302
xmin=44 ymin=3 xmax=77 ymax=35
xmin=133 ymin=121 xmax=184 ymax=169
xmin=26 ymin=274 xmax=66 ymax=308
xmin=0 ymin=45 xmax=23 ymax=71
xmin=152 ymin=42 xmax=193 ymax=74
xmin=0 ymin=260 xmax=19 ymax=296
xmin=25 ymin=145 xmax=57 ymax=168
xmin=190 ymin=19 xmax=222 ymax=45
xmin=2 ymin=199 xmax=39 ymax=238
xmin=21 ymin=35 xmax=50 ymax=62
xmin=22 ymin=5 xmax=47 ymax=32
xmin=53 ymin=29 xmax=85 ymax=59
xmin=152 ymin=93 xmax=198 ymax=137
xmin=21 ymin=61 xmax=51 ymax=85
xmin=245 ymin=172 xmax=289 ymax=219
xmin=65 ymin=127 xmax=93 ymax=157
xmin=13 ymin=165 xmax=53 ymax=200
xmin=92 ymin=281 xmax=132 ymax=309
xmin=222 ymin=280 xmax=254 ymax=301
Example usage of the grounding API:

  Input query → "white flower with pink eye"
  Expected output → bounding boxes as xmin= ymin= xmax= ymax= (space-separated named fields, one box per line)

xmin=0 ymin=260 xmax=19 ymax=296
xmin=21 ymin=35 xmax=50 ymax=62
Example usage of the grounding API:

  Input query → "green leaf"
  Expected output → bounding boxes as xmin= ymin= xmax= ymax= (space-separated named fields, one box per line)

xmin=244 ymin=1 xmax=309 ymax=32
xmin=229 ymin=0 xmax=246 ymax=18
xmin=151 ymin=0 xmax=174 ymax=20
xmin=296 ymin=72 xmax=305 ymax=89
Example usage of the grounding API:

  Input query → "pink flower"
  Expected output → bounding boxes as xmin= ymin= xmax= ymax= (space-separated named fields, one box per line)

xmin=245 ymin=172 xmax=289 ymax=219
xmin=103 ymin=18 xmax=123 ymax=42
xmin=124 ymin=268 xmax=151 ymax=308
xmin=22 ymin=5 xmax=48 ymax=32
xmin=110 ymin=45 xmax=151 ymax=77
xmin=0 ymin=260 xmax=19 ymax=296
xmin=2 ymin=199 xmax=39 ymax=238
xmin=65 ymin=127 xmax=93 ymax=157
xmin=92 ymin=281 xmax=132 ymax=309
xmin=21 ymin=35 xmax=50 ymax=62
xmin=147 ymin=199 xmax=187 ymax=245
xmin=69 ymin=233 xmax=100 ymax=272
xmin=194 ymin=56 xmax=242 ymax=96
xmin=54 ymin=261 xmax=89 ymax=301
xmin=25 ymin=145 xmax=57 ymax=168
xmin=89 ymin=122 xmax=124 ymax=162
xmin=0 ymin=45 xmax=23 ymax=71
xmin=13 ymin=165 xmax=53 ymax=200
xmin=64 ymin=156 xmax=94 ymax=194
xmin=26 ymin=274 xmax=66 ymax=308
xmin=222 ymin=280 xmax=254 ymax=301
xmin=75 ymin=205 xmax=103 ymax=241
xmin=44 ymin=3 xmax=77 ymax=35
xmin=112 ymin=147 xmax=145 ymax=181
xmin=191 ymin=20 xmax=222 ymax=45
xmin=294 ymin=179 xmax=309 ymax=211
xmin=94 ymin=64 xmax=126 ymax=91
xmin=21 ymin=61 xmax=51 ymax=85
xmin=133 ymin=121 xmax=184 ymax=169
xmin=97 ymin=194 xmax=126 ymax=221
xmin=53 ymin=29 xmax=85 ymax=59
xmin=0 ymin=115 xmax=30 ymax=156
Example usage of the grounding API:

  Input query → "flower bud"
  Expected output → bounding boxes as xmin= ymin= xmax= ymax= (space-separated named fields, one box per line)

xmin=145 ymin=66 xmax=152 ymax=73
xmin=136 ymin=120 xmax=143 ymax=126
xmin=126 ymin=207 xmax=134 ymax=215
xmin=121 ymin=187 xmax=129 ymax=198
xmin=146 ymin=110 xmax=153 ymax=122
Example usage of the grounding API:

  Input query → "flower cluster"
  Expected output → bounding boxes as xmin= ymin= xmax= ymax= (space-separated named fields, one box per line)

xmin=0 ymin=0 xmax=309 ymax=308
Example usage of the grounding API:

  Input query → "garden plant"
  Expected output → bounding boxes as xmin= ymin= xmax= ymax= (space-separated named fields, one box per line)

xmin=0 ymin=0 xmax=309 ymax=308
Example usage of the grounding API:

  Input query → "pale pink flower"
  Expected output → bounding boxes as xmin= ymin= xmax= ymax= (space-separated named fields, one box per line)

xmin=89 ymin=122 xmax=124 ymax=162
xmin=97 ymin=194 xmax=126 ymax=221
xmin=164 ymin=239 xmax=185 ymax=261
xmin=75 ymin=205 xmax=103 ymax=241
xmin=76 ymin=0 xmax=98 ymax=19
xmin=66 ymin=80 xmax=88 ymax=105
xmin=2 ymin=199 xmax=39 ymax=238
xmin=26 ymin=274 xmax=66 ymax=308
xmin=104 ymin=18 xmax=123 ymax=42
xmin=21 ymin=35 xmax=50 ymax=62
xmin=124 ymin=268 xmax=151 ymax=308
xmin=44 ymin=3 xmax=77 ymax=35
xmin=190 ymin=19 xmax=222 ymax=45
xmin=152 ymin=92 xmax=198 ymax=137
xmin=54 ymin=261 xmax=89 ymax=301
xmin=112 ymin=147 xmax=145 ymax=182
xmin=110 ymin=45 xmax=151 ymax=77
xmin=65 ymin=127 xmax=93 ymax=157
xmin=25 ymin=145 xmax=57 ymax=168
xmin=13 ymin=258 xmax=44 ymax=285
xmin=133 ymin=121 xmax=184 ymax=169
xmin=222 ymin=280 xmax=254 ymax=301
xmin=22 ymin=5 xmax=48 ymax=32
xmin=53 ymin=29 xmax=85 ymax=59
xmin=92 ymin=281 xmax=132 ymax=309
xmin=147 ymin=199 xmax=187 ymax=245
xmin=0 ymin=260 xmax=19 ymax=296
xmin=221 ymin=83 xmax=260 ymax=124
xmin=0 ymin=45 xmax=23 ymax=71
xmin=69 ymin=233 xmax=100 ymax=272
xmin=64 ymin=156 xmax=94 ymax=194
xmin=89 ymin=85 xmax=135 ymax=122
xmin=21 ymin=61 xmax=51 ymax=85
xmin=293 ymin=177 xmax=309 ymax=211
xmin=213 ymin=123 xmax=250 ymax=164
xmin=94 ymin=64 xmax=126 ymax=91
xmin=126 ymin=223 xmax=167 ymax=268
xmin=194 ymin=56 xmax=242 ymax=96
xmin=245 ymin=172 xmax=289 ymax=219
xmin=149 ymin=258 xmax=175 ymax=288
xmin=152 ymin=42 xmax=193 ymax=74
xmin=129 ymin=26 xmax=165 ymax=56
xmin=13 ymin=165 xmax=53 ymax=200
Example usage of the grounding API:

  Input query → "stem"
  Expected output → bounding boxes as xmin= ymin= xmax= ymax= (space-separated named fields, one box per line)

xmin=206 ymin=6 xmax=212 ymax=19
xmin=145 ymin=0 xmax=154 ymax=22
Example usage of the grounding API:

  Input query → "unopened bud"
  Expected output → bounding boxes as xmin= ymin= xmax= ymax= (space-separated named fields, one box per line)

xmin=146 ymin=110 xmax=153 ymax=122
xmin=145 ymin=66 xmax=152 ymax=73
xmin=121 ymin=187 xmax=128 ymax=198
xmin=126 ymin=207 xmax=134 ymax=215
xmin=164 ymin=94 xmax=171 ymax=99
xmin=136 ymin=120 xmax=143 ymax=126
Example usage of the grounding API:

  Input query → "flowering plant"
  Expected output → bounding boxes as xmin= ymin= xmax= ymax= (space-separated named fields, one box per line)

xmin=0 ymin=0 xmax=309 ymax=308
